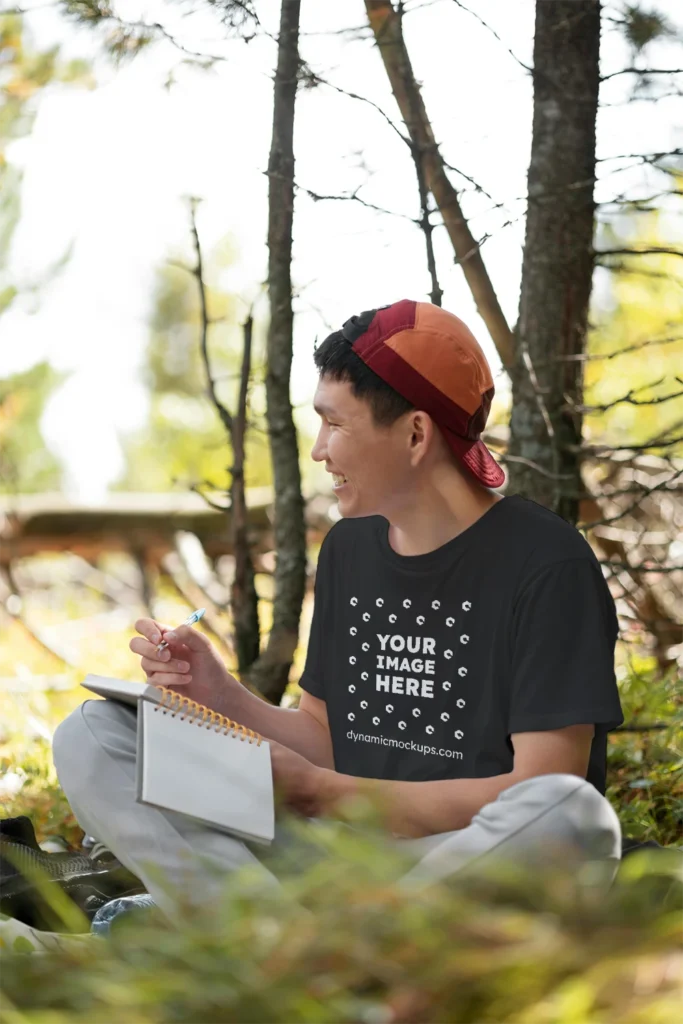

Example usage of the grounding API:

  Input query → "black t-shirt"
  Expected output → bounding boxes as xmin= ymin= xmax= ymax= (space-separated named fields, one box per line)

xmin=300 ymin=495 xmax=623 ymax=795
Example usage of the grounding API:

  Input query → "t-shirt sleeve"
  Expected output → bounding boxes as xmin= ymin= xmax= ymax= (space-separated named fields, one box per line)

xmin=508 ymin=557 xmax=624 ymax=734
xmin=298 ymin=531 xmax=334 ymax=701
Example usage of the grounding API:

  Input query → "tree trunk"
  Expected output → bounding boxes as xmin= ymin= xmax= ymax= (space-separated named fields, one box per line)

xmin=364 ymin=0 xmax=514 ymax=369
xmin=189 ymin=199 xmax=261 ymax=677
xmin=231 ymin=315 xmax=260 ymax=675
xmin=230 ymin=313 xmax=260 ymax=673
xmin=247 ymin=0 xmax=306 ymax=704
xmin=507 ymin=1 xmax=601 ymax=523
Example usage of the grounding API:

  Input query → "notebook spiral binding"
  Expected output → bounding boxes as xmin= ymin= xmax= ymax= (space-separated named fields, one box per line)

xmin=153 ymin=685 xmax=263 ymax=745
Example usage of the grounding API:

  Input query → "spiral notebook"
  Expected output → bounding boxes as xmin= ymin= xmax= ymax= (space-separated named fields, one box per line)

xmin=81 ymin=675 xmax=274 ymax=845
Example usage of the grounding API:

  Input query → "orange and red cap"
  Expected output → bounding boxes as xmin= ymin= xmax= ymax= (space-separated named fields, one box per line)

xmin=341 ymin=299 xmax=505 ymax=489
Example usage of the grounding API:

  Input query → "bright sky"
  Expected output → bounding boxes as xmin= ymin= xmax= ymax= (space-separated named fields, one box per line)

xmin=3 ymin=0 xmax=682 ymax=500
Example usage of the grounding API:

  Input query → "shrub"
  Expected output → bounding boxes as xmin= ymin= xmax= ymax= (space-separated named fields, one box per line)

xmin=1 ymin=824 xmax=681 ymax=1024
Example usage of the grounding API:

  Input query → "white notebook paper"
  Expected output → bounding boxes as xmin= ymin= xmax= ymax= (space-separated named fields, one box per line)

xmin=81 ymin=674 xmax=274 ymax=845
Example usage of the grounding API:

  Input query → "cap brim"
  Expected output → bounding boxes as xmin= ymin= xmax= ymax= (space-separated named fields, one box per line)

xmin=442 ymin=430 xmax=505 ymax=489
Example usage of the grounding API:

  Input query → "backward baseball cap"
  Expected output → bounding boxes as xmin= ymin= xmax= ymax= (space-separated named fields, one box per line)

xmin=340 ymin=299 xmax=505 ymax=489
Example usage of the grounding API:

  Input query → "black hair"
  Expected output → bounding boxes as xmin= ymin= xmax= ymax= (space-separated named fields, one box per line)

xmin=313 ymin=311 xmax=414 ymax=427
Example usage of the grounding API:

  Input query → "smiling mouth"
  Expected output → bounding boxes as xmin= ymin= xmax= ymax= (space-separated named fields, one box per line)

xmin=331 ymin=474 xmax=348 ymax=489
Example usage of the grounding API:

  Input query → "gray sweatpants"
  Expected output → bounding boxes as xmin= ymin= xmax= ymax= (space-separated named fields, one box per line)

xmin=52 ymin=700 xmax=622 ymax=912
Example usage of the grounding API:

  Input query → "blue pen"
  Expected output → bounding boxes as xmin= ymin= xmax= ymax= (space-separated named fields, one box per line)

xmin=155 ymin=608 xmax=206 ymax=654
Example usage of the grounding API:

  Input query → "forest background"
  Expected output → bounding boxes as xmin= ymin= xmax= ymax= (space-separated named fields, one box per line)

xmin=1 ymin=2 xmax=683 ymax=1015
xmin=0 ymin=1 xmax=682 ymax=1020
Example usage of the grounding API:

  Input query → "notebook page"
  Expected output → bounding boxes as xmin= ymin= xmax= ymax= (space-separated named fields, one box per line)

xmin=137 ymin=700 xmax=274 ymax=845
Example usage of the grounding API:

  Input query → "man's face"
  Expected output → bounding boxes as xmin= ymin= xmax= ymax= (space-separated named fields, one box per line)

xmin=311 ymin=377 xmax=415 ymax=519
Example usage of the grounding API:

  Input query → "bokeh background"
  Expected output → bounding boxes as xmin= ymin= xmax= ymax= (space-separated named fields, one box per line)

xmin=1 ymin=0 xmax=682 ymax=843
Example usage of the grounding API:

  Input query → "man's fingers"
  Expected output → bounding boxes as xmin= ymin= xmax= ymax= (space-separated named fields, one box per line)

xmin=130 ymin=637 xmax=173 ymax=661
xmin=134 ymin=618 xmax=173 ymax=645
xmin=130 ymin=637 xmax=191 ymax=659
xmin=130 ymin=637 xmax=159 ymax=659
xmin=146 ymin=672 xmax=192 ymax=689
xmin=141 ymin=656 xmax=190 ymax=676
xmin=160 ymin=624 xmax=212 ymax=652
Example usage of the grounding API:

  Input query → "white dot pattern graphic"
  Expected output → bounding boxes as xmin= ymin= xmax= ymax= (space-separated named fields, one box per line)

xmin=343 ymin=594 xmax=471 ymax=754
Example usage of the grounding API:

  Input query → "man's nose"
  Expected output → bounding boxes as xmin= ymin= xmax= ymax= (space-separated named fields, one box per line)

xmin=311 ymin=430 xmax=326 ymax=463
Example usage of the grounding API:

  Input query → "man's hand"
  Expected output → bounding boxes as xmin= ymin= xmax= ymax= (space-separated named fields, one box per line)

xmin=130 ymin=618 xmax=240 ymax=715
xmin=130 ymin=623 xmax=338 ymax=770
xmin=269 ymin=740 xmax=330 ymax=818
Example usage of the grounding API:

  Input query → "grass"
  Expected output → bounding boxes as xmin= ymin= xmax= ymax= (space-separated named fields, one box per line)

xmin=1 ymin=827 xmax=681 ymax=1023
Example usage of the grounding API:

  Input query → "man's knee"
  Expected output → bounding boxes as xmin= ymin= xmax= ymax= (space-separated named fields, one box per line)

xmin=498 ymin=773 xmax=621 ymax=861
xmin=53 ymin=702 xmax=99 ymax=795
xmin=53 ymin=699 xmax=137 ymax=797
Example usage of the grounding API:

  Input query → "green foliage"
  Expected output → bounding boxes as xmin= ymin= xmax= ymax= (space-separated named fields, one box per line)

xmin=0 ymin=13 xmax=94 ymax=492
xmin=0 ymin=363 xmax=67 ymax=493
xmin=115 ymin=254 xmax=273 ymax=494
xmin=0 ymin=13 xmax=94 ymax=309
xmin=620 ymin=4 xmax=680 ymax=54
xmin=587 ymin=207 xmax=683 ymax=451
xmin=0 ymin=741 xmax=83 ymax=850
xmin=59 ymin=1 xmax=114 ymax=24
xmin=59 ymin=1 xmax=199 ymax=66
xmin=0 ymin=16 xmax=87 ymax=296
xmin=607 ymin=665 xmax=683 ymax=845
xmin=102 ymin=23 xmax=155 ymax=64
xmin=0 ymin=831 xmax=681 ymax=1023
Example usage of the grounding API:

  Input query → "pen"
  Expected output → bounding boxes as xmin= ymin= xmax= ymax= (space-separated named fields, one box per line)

xmin=155 ymin=608 xmax=206 ymax=654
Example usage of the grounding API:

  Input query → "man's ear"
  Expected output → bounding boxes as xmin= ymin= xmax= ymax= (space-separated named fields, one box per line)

xmin=408 ymin=411 xmax=433 ymax=464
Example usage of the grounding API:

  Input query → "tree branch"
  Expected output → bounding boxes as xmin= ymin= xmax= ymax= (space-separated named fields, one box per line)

xmin=60 ymin=3 xmax=231 ymax=66
xmin=364 ymin=0 xmax=515 ymax=370
xmin=580 ymin=467 xmax=683 ymax=529
xmin=412 ymin=139 xmax=443 ymax=306
xmin=597 ymin=263 xmax=683 ymax=288
xmin=448 ymin=0 xmax=533 ymax=74
xmin=520 ymin=343 xmax=555 ymax=440
xmin=301 ymin=66 xmax=408 ymax=144
xmin=595 ymin=246 xmax=683 ymax=260
xmin=188 ymin=484 xmax=230 ymax=513
xmin=499 ymin=454 xmax=574 ymax=481
xmin=597 ymin=190 xmax=683 ymax=213
xmin=598 ymin=562 xmax=683 ymax=575
xmin=186 ymin=198 xmax=233 ymax=437
xmin=296 ymin=181 xmax=416 ymax=222
xmin=602 ymin=88 xmax=683 ymax=107
xmin=571 ymin=378 xmax=683 ymax=413
xmin=440 ymin=160 xmax=498 ymax=205
xmin=182 ymin=201 xmax=261 ymax=674
xmin=236 ymin=312 xmax=253 ymax=462
xmin=596 ymin=146 xmax=683 ymax=164
xmin=551 ymin=334 xmax=683 ymax=362
xmin=576 ymin=433 xmax=683 ymax=456
xmin=600 ymin=67 xmax=683 ymax=82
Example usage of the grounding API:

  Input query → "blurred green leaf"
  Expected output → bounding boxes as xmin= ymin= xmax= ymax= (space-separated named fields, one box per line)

xmin=0 ymin=362 xmax=68 ymax=493
xmin=620 ymin=4 xmax=679 ymax=53
xmin=0 ymin=836 xmax=681 ymax=1023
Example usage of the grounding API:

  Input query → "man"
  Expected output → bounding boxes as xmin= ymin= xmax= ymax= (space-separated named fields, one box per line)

xmin=53 ymin=300 xmax=624 ymax=907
